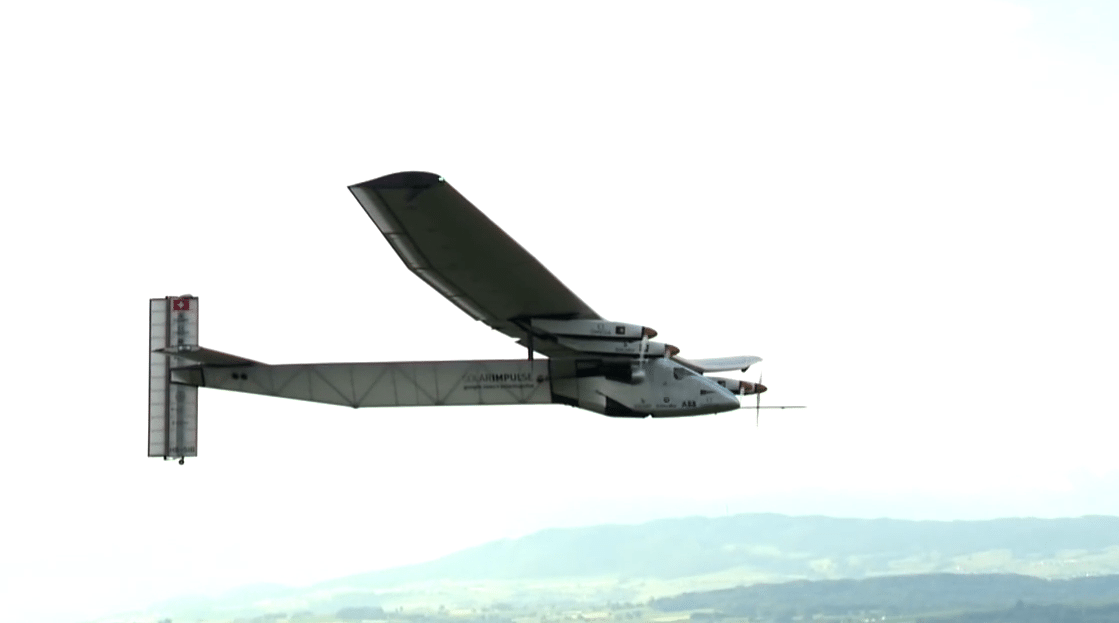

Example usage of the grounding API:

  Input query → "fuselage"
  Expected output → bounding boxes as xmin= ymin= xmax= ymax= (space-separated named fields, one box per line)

xmin=548 ymin=357 xmax=741 ymax=417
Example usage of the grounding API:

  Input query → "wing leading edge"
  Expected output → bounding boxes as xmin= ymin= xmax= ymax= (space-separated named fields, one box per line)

xmin=349 ymin=172 xmax=599 ymax=357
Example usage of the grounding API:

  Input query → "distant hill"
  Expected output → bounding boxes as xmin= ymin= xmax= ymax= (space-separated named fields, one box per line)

xmin=132 ymin=514 xmax=1119 ymax=622
xmin=651 ymin=573 xmax=1119 ymax=615
xmin=319 ymin=514 xmax=1119 ymax=588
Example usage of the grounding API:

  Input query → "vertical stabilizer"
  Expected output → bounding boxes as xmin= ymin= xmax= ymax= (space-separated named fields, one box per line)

xmin=148 ymin=296 xmax=199 ymax=462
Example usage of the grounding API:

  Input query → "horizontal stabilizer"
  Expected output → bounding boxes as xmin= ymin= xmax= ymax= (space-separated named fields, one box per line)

xmin=675 ymin=355 xmax=762 ymax=373
xmin=158 ymin=346 xmax=259 ymax=366
xmin=149 ymin=296 xmax=200 ymax=461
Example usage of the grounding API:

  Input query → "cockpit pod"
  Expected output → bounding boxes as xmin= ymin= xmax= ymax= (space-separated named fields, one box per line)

xmin=548 ymin=357 xmax=740 ymax=418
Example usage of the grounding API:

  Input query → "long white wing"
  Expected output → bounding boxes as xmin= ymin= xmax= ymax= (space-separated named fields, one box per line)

xmin=350 ymin=172 xmax=598 ymax=357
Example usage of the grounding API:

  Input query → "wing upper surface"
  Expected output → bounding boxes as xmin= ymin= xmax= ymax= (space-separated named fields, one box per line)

xmin=349 ymin=172 xmax=599 ymax=356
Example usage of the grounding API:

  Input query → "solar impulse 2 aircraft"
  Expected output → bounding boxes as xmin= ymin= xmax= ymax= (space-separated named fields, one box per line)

xmin=149 ymin=172 xmax=800 ymax=462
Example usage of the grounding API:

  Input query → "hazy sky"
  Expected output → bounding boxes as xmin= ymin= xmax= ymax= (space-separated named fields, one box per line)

xmin=3 ymin=1 xmax=1118 ymax=621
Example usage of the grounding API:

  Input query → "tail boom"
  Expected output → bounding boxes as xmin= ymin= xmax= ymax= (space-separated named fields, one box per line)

xmin=174 ymin=359 xmax=552 ymax=409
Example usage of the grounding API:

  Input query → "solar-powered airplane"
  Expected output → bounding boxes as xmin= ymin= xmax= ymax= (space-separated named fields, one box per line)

xmin=149 ymin=172 xmax=799 ymax=462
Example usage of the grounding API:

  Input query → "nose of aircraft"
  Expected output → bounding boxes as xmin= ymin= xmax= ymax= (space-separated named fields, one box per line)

xmin=756 ymin=383 xmax=767 ymax=394
xmin=718 ymin=391 xmax=741 ymax=412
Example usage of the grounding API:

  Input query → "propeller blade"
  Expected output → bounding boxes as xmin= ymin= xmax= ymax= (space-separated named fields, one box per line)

xmin=756 ymin=372 xmax=763 ymax=427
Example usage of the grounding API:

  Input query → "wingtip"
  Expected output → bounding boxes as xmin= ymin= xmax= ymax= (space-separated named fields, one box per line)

xmin=349 ymin=171 xmax=444 ymax=190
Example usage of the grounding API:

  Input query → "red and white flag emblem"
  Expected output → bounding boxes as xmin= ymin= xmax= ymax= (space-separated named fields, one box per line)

xmin=171 ymin=297 xmax=191 ymax=311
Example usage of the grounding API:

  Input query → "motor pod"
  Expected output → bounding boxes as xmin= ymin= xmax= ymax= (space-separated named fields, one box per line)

xmin=556 ymin=337 xmax=675 ymax=357
xmin=709 ymin=377 xmax=767 ymax=395
xmin=530 ymin=318 xmax=657 ymax=340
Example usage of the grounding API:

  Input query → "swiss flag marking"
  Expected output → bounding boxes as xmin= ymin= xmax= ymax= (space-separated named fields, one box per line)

xmin=171 ymin=297 xmax=191 ymax=311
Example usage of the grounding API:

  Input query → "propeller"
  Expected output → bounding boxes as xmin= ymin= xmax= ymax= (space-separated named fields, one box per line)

xmin=630 ymin=333 xmax=650 ymax=383
xmin=736 ymin=369 xmax=768 ymax=426
xmin=741 ymin=369 xmax=805 ymax=423
xmin=755 ymin=371 xmax=764 ymax=427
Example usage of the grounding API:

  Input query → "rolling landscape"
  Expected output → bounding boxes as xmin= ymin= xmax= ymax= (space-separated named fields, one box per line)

xmin=99 ymin=514 xmax=1119 ymax=623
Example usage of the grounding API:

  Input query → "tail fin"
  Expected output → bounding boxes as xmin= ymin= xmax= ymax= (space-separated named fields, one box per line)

xmin=148 ymin=295 xmax=199 ymax=463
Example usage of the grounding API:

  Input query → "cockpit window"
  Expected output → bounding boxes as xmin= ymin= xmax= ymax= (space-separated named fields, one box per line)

xmin=673 ymin=367 xmax=696 ymax=380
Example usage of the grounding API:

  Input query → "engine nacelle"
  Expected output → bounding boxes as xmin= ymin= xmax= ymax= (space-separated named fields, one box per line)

xmin=709 ymin=377 xmax=766 ymax=395
xmin=555 ymin=337 xmax=678 ymax=357
xmin=531 ymin=318 xmax=656 ymax=340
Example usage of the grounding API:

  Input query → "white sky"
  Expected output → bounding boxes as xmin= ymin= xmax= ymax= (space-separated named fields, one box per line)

xmin=2 ymin=1 xmax=1119 ymax=621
